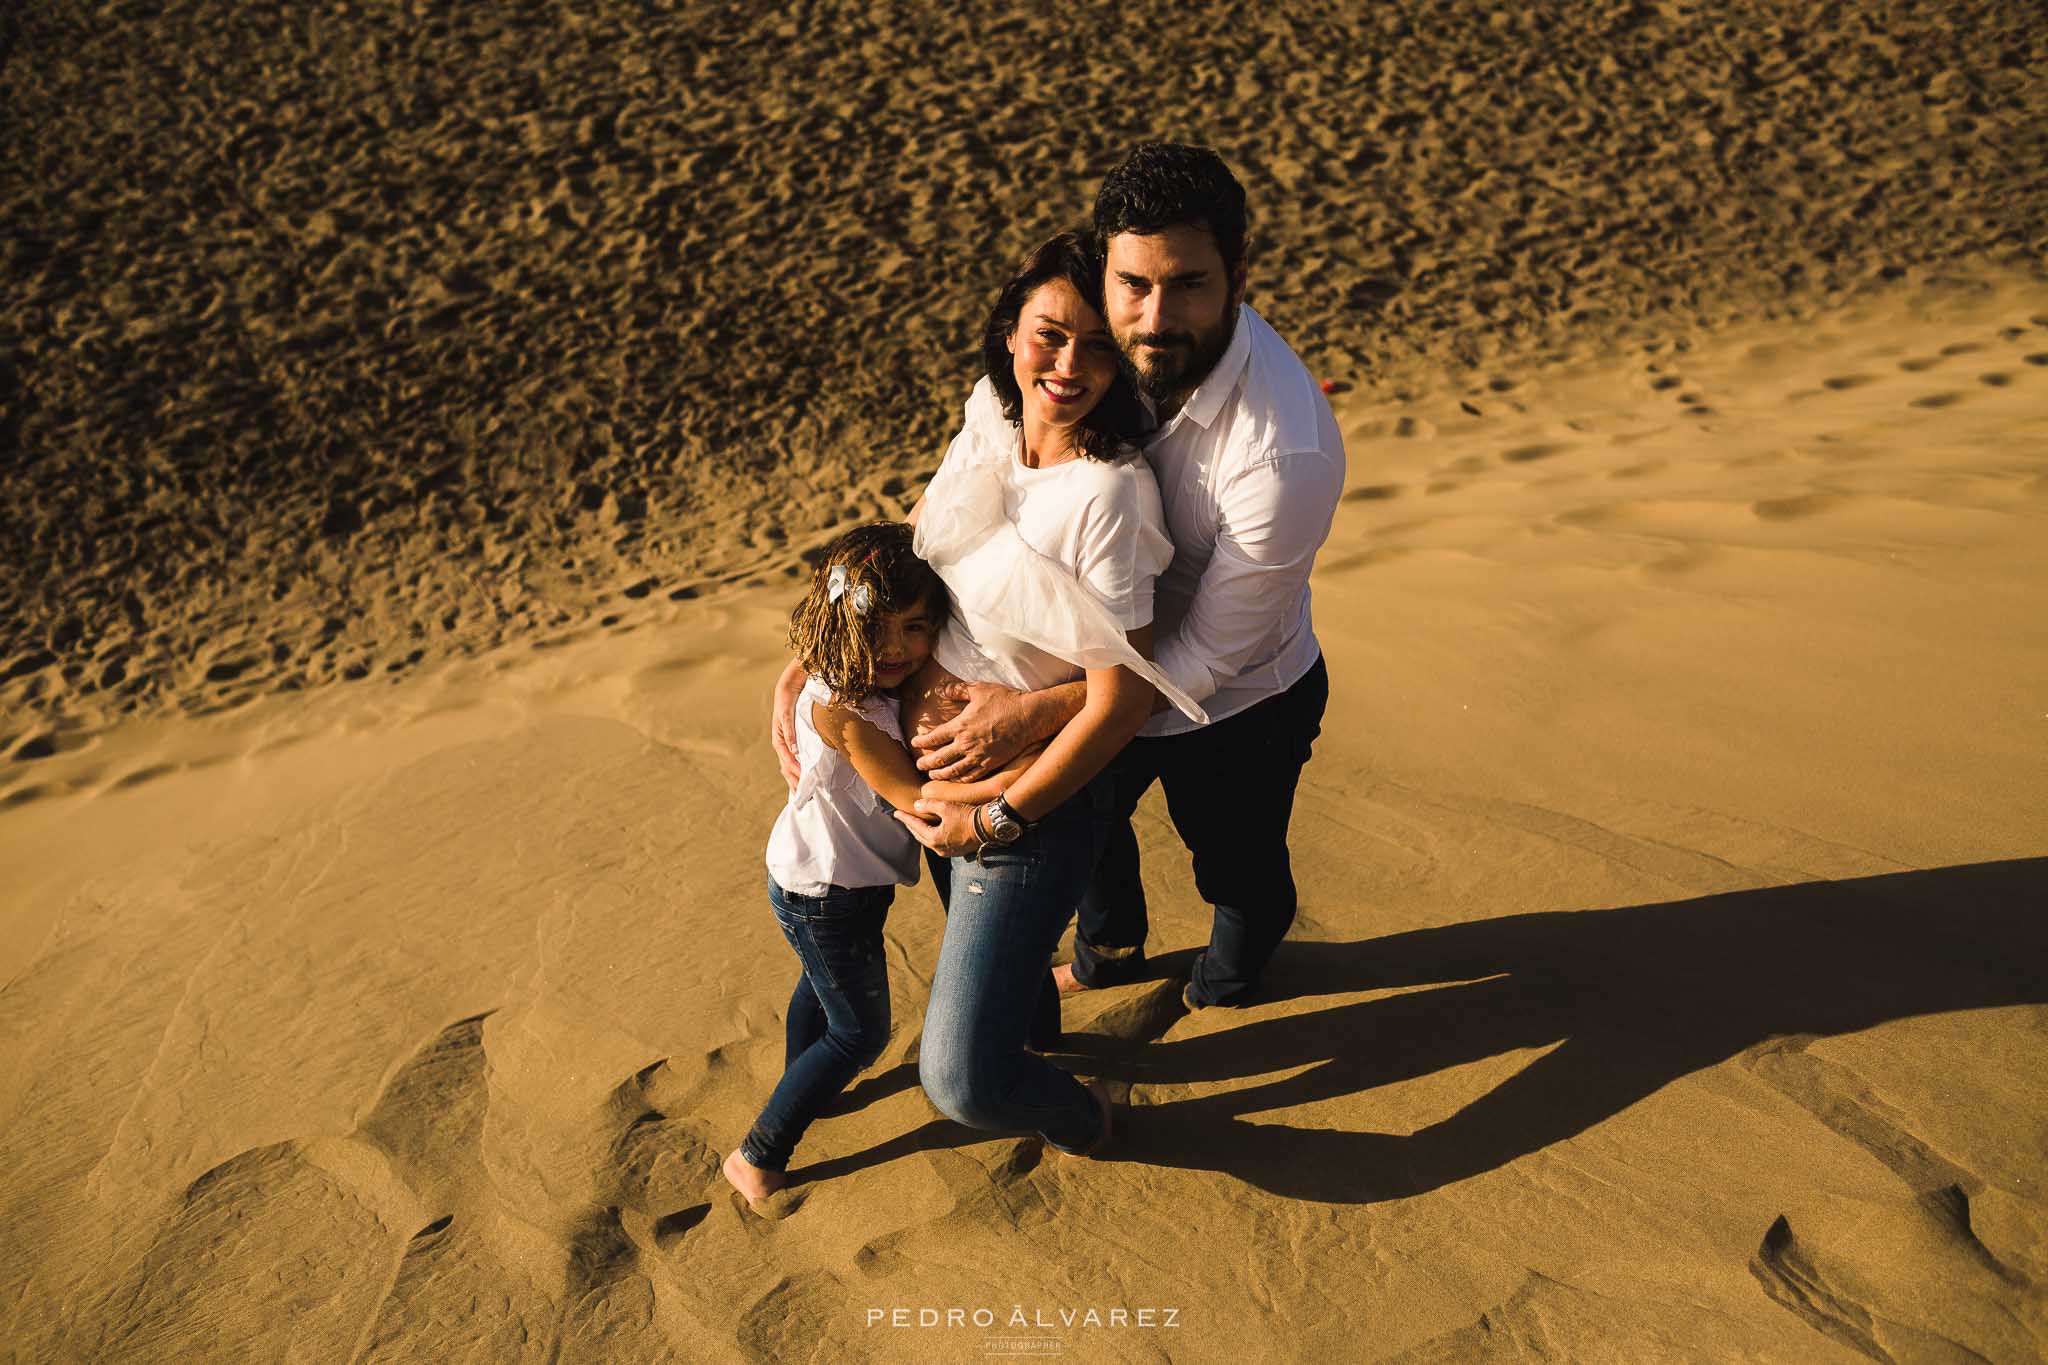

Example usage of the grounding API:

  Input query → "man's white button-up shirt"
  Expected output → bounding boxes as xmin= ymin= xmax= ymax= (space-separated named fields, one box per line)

xmin=1140 ymin=303 xmax=1345 ymax=737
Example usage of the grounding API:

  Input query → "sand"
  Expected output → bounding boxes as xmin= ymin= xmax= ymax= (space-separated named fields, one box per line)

xmin=4 ymin=1 xmax=2046 ymax=1360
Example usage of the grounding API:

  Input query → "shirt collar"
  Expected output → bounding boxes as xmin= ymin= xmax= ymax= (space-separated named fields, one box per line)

xmin=1147 ymin=303 xmax=1256 ymax=442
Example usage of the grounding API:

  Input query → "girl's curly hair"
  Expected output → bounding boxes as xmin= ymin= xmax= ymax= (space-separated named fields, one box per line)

xmin=788 ymin=521 xmax=950 ymax=707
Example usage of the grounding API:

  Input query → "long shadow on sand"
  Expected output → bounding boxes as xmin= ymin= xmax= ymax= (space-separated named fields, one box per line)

xmin=1091 ymin=858 xmax=2046 ymax=1205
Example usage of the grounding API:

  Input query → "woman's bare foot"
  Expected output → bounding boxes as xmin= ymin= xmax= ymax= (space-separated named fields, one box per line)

xmin=722 ymin=1149 xmax=786 ymax=1202
xmin=1052 ymin=962 xmax=1091 ymax=995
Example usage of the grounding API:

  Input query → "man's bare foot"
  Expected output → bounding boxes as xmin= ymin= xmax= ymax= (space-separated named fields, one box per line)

xmin=722 ymin=1149 xmax=786 ymax=1202
xmin=1052 ymin=962 xmax=1092 ymax=995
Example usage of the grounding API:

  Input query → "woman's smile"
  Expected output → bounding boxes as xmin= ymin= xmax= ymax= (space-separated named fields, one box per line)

xmin=1009 ymin=278 xmax=1119 ymax=443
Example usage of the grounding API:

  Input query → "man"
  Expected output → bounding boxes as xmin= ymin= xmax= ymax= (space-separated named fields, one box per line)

xmin=908 ymin=142 xmax=1344 ymax=1008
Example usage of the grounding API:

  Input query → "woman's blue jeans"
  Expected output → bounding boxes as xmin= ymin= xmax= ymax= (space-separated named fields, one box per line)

xmin=919 ymin=775 xmax=1111 ymax=1154
xmin=739 ymin=877 xmax=894 ymax=1173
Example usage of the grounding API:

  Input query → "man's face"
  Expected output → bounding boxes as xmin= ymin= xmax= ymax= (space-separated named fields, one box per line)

xmin=1104 ymin=223 xmax=1245 ymax=404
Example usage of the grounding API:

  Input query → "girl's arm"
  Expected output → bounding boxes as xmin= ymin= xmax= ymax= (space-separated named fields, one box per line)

xmin=810 ymin=699 xmax=930 ymax=816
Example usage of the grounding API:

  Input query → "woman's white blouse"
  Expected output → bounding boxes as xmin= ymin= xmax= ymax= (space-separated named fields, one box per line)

xmin=915 ymin=379 xmax=1204 ymax=722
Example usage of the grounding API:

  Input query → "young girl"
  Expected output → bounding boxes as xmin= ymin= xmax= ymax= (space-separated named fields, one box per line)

xmin=722 ymin=521 xmax=956 ymax=1203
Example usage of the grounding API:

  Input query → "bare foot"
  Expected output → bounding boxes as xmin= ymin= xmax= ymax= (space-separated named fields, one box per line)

xmin=722 ymin=1149 xmax=786 ymax=1202
xmin=1052 ymin=962 xmax=1091 ymax=995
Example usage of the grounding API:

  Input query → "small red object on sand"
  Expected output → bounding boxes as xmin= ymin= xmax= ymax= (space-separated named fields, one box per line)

xmin=1319 ymin=378 xmax=1338 ymax=394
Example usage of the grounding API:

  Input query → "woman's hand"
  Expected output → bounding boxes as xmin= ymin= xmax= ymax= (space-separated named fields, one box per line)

xmin=770 ymin=658 xmax=809 ymax=791
xmin=896 ymin=798 xmax=982 ymax=858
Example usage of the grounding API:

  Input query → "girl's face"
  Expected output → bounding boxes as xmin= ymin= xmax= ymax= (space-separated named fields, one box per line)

xmin=1008 ymin=278 xmax=1120 ymax=434
xmin=869 ymin=594 xmax=937 ymax=691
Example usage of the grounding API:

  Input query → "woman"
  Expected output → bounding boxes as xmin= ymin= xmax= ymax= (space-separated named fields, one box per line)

xmin=892 ymin=230 xmax=1205 ymax=1156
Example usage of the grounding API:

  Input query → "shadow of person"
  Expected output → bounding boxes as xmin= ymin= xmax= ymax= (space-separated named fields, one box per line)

xmin=1099 ymin=858 xmax=2047 ymax=1204
xmin=785 ymin=1062 xmax=1026 ymax=1186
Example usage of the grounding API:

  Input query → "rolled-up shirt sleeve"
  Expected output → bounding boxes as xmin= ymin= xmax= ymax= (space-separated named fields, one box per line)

xmin=1152 ymin=447 xmax=1344 ymax=704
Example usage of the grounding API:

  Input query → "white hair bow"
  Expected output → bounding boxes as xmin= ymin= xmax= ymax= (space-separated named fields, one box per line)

xmin=826 ymin=565 xmax=872 ymax=614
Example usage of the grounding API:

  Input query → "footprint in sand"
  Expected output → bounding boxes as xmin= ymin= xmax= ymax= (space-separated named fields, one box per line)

xmin=1939 ymin=342 xmax=1985 ymax=357
xmin=1980 ymin=373 xmax=2013 ymax=387
xmin=1909 ymin=393 xmax=1964 ymax=409
xmin=604 ymin=1059 xmax=722 ymax=1214
xmin=113 ymin=763 xmax=179 ymax=790
xmin=1899 ymin=356 xmax=1944 ymax=373
xmin=81 ymin=1013 xmax=505 ymax=1360
xmin=1822 ymin=375 xmax=1876 ymax=390
xmin=650 ymin=1204 xmax=709 ymax=1249
xmin=1342 ymin=483 xmax=1402 ymax=502
xmin=2025 ymin=353 xmax=2048 ymax=366
xmin=1753 ymin=493 xmax=1844 ymax=521
xmin=1501 ymin=443 xmax=1568 ymax=464
xmin=10 ymin=729 xmax=94 ymax=761
xmin=1650 ymin=375 xmax=1683 ymax=391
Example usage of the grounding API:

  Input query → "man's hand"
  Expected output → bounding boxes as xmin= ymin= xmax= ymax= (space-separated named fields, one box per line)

xmin=911 ymin=680 xmax=1031 ymax=781
xmin=896 ymin=799 xmax=981 ymax=858
xmin=770 ymin=658 xmax=808 ymax=792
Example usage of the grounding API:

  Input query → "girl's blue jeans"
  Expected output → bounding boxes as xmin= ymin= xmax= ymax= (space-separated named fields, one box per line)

xmin=739 ymin=877 xmax=894 ymax=1173
xmin=918 ymin=774 xmax=1112 ymax=1155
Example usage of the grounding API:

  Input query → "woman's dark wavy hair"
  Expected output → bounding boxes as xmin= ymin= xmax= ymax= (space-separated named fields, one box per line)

xmin=1092 ymin=141 xmax=1249 ymax=279
xmin=979 ymin=230 xmax=1147 ymax=463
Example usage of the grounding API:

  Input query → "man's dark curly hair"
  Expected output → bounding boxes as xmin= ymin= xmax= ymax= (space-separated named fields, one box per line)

xmin=979 ymin=230 xmax=1147 ymax=462
xmin=1092 ymin=141 xmax=1249 ymax=278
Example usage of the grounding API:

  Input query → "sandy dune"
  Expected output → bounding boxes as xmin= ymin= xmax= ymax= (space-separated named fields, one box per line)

xmin=5 ymin=272 xmax=2045 ymax=1360
xmin=5 ymin=0 xmax=2048 ymax=1359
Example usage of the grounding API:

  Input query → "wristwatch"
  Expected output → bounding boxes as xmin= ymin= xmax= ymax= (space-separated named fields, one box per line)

xmin=977 ymin=796 xmax=1032 ymax=846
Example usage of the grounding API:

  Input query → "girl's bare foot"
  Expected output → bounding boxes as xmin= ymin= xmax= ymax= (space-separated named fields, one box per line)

xmin=1052 ymin=962 xmax=1091 ymax=995
xmin=722 ymin=1149 xmax=786 ymax=1202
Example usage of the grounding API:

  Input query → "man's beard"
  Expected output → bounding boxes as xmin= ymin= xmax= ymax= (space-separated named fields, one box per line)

xmin=1120 ymin=305 xmax=1238 ymax=405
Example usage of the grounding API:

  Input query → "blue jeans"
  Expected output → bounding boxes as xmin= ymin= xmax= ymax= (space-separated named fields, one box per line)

xmin=739 ymin=877 xmax=894 ymax=1173
xmin=919 ymin=776 xmax=1111 ymax=1154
